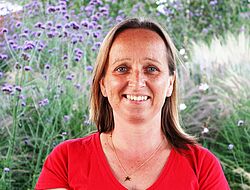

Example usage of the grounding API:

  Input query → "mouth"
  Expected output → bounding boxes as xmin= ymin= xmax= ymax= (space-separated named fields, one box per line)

xmin=123 ymin=94 xmax=150 ymax=101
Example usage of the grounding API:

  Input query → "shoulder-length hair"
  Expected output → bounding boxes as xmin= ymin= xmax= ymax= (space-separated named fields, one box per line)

xmin=90 ymin=17 xmax=197 ymax=149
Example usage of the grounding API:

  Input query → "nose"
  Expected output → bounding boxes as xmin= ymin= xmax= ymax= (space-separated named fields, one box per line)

xmin=128 ymin=70 xmax=146 ymax=88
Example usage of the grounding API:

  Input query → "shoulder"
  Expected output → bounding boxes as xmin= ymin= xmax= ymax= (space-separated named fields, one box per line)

xmin=177 ymin=144 xmax=221 ymax=173
xmin=181 ymin=144 xmax=217 ymax=162
xmin=49 ymin=132 xmax=99 ymax=159
xmin=176 ymin=144 xmax=230 ymax=189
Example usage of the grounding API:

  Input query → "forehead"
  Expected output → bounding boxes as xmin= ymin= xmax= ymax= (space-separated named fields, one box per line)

xmin=112 ymin=28 xmax=166 ymax=47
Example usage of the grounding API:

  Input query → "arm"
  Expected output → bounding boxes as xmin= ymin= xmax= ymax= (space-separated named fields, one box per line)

xmin=35 ymin=142 xmax=69 ymax=190
xmin=198 ymin=150 xmax=230 ymax=190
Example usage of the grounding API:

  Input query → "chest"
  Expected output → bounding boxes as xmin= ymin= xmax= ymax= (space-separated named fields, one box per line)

xmin=103 ymin=144 xmax=170 ymax=190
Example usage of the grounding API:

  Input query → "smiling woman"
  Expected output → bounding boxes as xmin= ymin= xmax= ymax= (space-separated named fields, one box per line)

xmin=35 ymin=18 xmax=230 ymax=190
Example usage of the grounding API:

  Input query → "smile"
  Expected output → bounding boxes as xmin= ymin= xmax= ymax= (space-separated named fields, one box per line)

xmin=125 ymin=94 xmax=149 ymax=101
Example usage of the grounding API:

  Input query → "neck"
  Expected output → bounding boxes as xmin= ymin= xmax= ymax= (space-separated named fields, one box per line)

xmin=110 ymin=112 xmax=166 ymax=155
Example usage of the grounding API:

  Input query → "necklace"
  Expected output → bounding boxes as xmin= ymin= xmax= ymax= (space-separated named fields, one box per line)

xmin=109 ymin=133 xmax=164 ymax=182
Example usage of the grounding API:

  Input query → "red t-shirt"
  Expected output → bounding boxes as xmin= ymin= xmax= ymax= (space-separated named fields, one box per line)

xmin=35 ymin=132 xmax=230 ymax=190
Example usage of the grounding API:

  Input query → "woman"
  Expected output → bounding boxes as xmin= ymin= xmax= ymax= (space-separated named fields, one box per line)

xmin=35 ymin=18 xmax=230 ymax=190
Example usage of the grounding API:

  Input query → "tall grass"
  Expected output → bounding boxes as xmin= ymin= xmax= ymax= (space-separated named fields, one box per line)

xmin=180 ymin=32 xmax=250 ymax=189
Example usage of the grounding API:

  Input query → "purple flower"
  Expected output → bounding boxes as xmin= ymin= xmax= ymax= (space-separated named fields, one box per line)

xmin=70 ymin=21 xmax=80 ymax=30
xmin=19 ymin=33 xmax=29 ymax=38
xmin=23 ymin=41 xmax=36 ymax=51
xmin=59 ymin=1 xmax=67 ymax=6
xmin=15 ymin=86 xmax=22 ymax=92
xmin=85 ymin=5 xmax=95 ymax=13
xmin=45 ymin=64 xmax=51 ymax=69
xmin=21 ymin=101 xmax=26 ymax=107
xmin=86 ymin=65 xmax=93 ymax=72
xmin=56 ymin=6 xmax=61 ymax=11
xmin=15 ymin=22 xmax=22 ymax=28
xmin=91 ymin=15 xmax=99 ymax=21
xmin=64 ymin=14 xmax=70 ymax=20
xmin=1 ymin=28 xmax=8 ymax=34
xmin=47 ymin=6 xmax=56 ymax=13
xmin=0 ymin=72 xmax=3 ymax=78
xmin=77 ymin=34 xmax=84 ymax=42
xmin=64 ymin=63 xmax=68 ymax=69
xmin=81 ymin=20 xmax=89 ymax=28
xmin=46 ymin=21 xmax=53 ymax=27
xmin=84 ymin=31 xmax=90 ymax=36
xmin=209 ymin=0 xmax=218 ymax=6
xmin=93 ymin=31 xmax=100 ymax=38
xmin=75 ymin=57 xmax=80 ymax=62
xmin=0 ymin=54 xmax=8 ymax=60
xmin=15 ymin=63 xmax=22 ymax=70
xmin=22 ymin=53 xmax=30 ymax=61
xmin=8 ymin=40 xmax=15 ymax=45
xmin=19 ymin=94 xmax=25 ymax=100
xmin=43 ymin=74 xmax=48 ymax=80
xmin=66 ymin=74 xmax=74 ymax=81
xmin=84 ymin=119 xmax=91 ymax=126
xmin=23 ymin=29 xmax=30 ymax=34
xmin=24 ymin=137 xmax=29 ymax=145
xmin=99 ymin=7 xmax=109 ymax=14
xmin=35 ymin=22 xmax=43 ymax=28
xmin=38 ymin=98 xmax=49 ymax=107
xmin=202 ymin=28 xmax=209 ymax=34
xmin=24 ymin=66 xmax=32 ymax=71
xmin=63 ymin=55 xmax=68 ymax=60
xmin=50 ymin=27 xmax=56 ymax=32
xmin=64 ymin=23 xmax=70 ymax=29
xmin=94 ymin=42 xmax=101 ymax=48
xmin=56 ymin=24 xmax=63 ymax=29
xmin=71 ymin=37 xmax=78 ymax=44
xmin=97 ymin=25 xmax=102 ymax=30
xmin=2 ymin=84 xmax=13 ymax=94
xmin=11 ymin=44 xmax=18 ymax=50
xmin=63 ymin=115 xmax=70 ymax=122
xmin=47 ymin=32 xmax=55 ymax=38
xmin=75 ymin=83 xmax=81 ymax=89
xmin=74 ymin=48 xmax=83 ymax=55
xmin=63 ymin=31 xmax=68 ymax=38
xmin=88 ymin=23 xmax=94 ymax=29
xmin=36 ymin=31 xmax=42 ymax=37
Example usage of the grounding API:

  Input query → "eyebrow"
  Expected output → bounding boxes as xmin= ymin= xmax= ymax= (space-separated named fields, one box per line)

xmin=143 ymin=57 xmax=162 ymax=65
xmin=111 ymin=57 xmax=162 ymax=65
xmin=111 ymin=58 xmax=131 ymax=65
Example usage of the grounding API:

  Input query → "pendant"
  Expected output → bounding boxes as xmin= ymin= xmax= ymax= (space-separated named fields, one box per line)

xmin=124 ymin=176 xmax=131 ymax=181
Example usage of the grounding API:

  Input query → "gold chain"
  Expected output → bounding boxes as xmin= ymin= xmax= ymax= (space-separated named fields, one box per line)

xmin=109 ymin=133 xmax=164 ymax=182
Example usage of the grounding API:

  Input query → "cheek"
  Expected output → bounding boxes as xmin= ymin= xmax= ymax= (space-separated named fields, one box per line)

xmin=105 ymin=77 xmax=125 ymax=100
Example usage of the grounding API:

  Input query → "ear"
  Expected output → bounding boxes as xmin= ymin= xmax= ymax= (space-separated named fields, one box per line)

xmin=99 ymin=77 xmax=107 ymax=97
xmin=166 ymin=72 xmax=175 ymax=97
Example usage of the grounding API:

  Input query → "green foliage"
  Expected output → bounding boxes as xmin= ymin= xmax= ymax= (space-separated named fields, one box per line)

xmin=209 ymin=99 xmax=250 ymax=189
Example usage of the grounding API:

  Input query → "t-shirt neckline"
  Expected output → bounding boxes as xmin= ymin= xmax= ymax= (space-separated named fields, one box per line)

xmin=93 ymin=132 xmax=176 ymax=190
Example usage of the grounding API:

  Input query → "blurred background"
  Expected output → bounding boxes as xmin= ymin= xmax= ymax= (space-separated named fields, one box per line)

xmin=0 ymin=0 xmax=249 ymax=189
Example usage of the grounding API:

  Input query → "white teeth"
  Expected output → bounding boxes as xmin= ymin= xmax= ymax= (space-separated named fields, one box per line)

xmin=125 ymin=95 xmax=148 ymax=101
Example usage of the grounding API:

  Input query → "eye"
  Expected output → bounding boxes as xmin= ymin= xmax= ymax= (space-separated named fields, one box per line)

xmin=115 ymin=66 xmax=128 ymax=73
xmin=146 ymin=66 xmax=158 ymax=73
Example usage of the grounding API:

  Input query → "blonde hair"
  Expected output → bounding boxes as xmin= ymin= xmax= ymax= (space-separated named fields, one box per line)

xmin=90 ymin=18 xmax=197 ymax=149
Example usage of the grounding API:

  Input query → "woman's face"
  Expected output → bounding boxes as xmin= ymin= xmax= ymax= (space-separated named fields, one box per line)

xmin=100 ymin=28 xmax=175 ymax=123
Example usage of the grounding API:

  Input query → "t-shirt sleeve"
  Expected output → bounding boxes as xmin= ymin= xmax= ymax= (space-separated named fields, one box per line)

xmin=35 ymin=141 xmax=69 ymax=190
xmin=198 ymin=149 xmax=230 ymax=190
